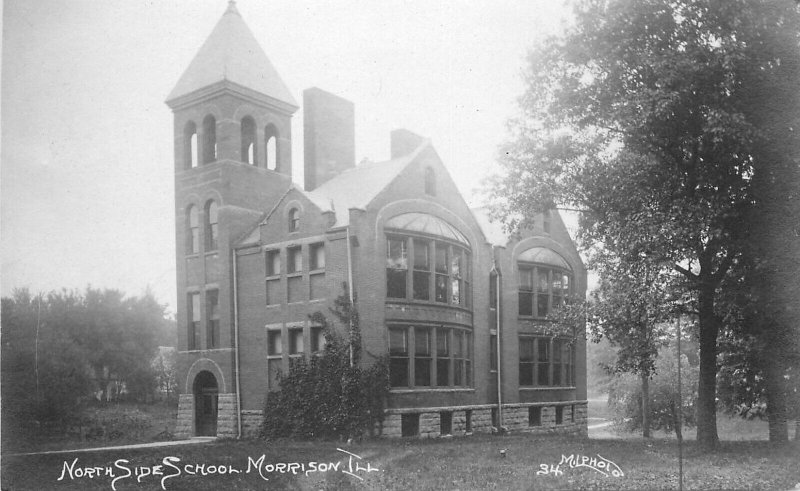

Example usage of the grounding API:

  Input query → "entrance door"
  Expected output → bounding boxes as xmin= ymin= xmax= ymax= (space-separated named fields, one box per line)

xmin=193 ymin=371 xmax=218 ymax=436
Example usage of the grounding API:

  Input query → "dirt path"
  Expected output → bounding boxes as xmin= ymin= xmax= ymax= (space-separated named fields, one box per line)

xmin=7 ymin=437 xmax=217 ymax=457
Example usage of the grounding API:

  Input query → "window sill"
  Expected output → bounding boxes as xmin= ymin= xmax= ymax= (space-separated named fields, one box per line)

xmin=287 ymin=272 xmax=303 ymax=278
xmin=390 ymin=388 xmax=475 ymax=394
xmin=385 ymin=299 xmax=473 ymax=314
xmin=205 ymin=250 xmax=219 ymax=257
xmin=519 ymin=386 xmax=576 ymax=391
xmin=185 ymin=253 xmax=200 ymax=259
xmin=266 ymin=275 xmax=280 ymax=281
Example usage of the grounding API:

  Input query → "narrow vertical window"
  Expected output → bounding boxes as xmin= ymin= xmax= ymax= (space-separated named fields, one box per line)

xmin=450 ymin=249 xmax=462 ymax=305
xmin=310 ymin=243 xmax=327 ymax=300
xmin=543 ymin=210 xmax=551 ymax=234
xmin=288 ymin=208 xmax=300 ymax=232
xmin=386 ymin=238 xmax=408 ymax=298
xmin=187 ymin=205 xmax=199 ymax=254
xmin=536 ymin=268 xmax=551 ymax=317
xmin=206 ymin=290 xmax=219 ymax=349
xmin=555 ymin=406 xmax=563 ymax=425
xmin=289 ymin=328 xmax=304 ymax=355
xmin=287 ymin=246 xmax=303 ymax=303
xmin=287 ymin=246 xmax=302 ymax=273
xmin=490 ymin=334 xmax=498 ymax=371
xmin=310 ymin=243 xmax=325 ymax=270
xmin=414 ymin=327 xmax=431 ymax=386
xmin=518 ymin=268 xmax=533 ymax=316
xmin=529 ymin=406 xmax=542 ymax=426
xmin=188 ymin=292 xmax=200 ymax=350
xmin=490 ymin=272 xmax=498 ymax=310
xmin=434 ymin=243 xmax=448 ymax=302
xmin=266 ymin=250 xmax=281 ymax=276
xmin=537 ymin=338 xmax=551 ymax=386
xmin=519 ymin=336 xmax=534 ymax=385
xmin=389 ymin=327 xmax=409 ymax=387
xmin=424 ymin=167 xmax=436 ymax=196
xmin=202 ymin=115 xmax=216 ymax=164
xmin=184 ymin=121 xmax=198 ymax=169
xmin=267 ymin=330 xmax=282 ymax=390
xmin=453 ymin=330 xmax=464 ymax=386
xmin=440 ymin=411 xmax=452 ymax=435
xmin=265 ymin=124 xmax=278 ymax=170
xmin=311 ymin=326 xmax=326 ymax=353
xmin=436 ymin=327 xmax=450 ymax=386
xmin=241 ymin=116 xmax=257 ymax=165
xmin=553 ymin=339 xmax=563 ymax=386
xmin=205 ymin=201 xmax=218 ymax=251
xmin=412 ymin=239 xmax=430 ymax=300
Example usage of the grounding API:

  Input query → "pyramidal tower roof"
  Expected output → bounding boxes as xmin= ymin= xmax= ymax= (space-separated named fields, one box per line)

xmin=166 ymin=1 xmax=297 ymax=107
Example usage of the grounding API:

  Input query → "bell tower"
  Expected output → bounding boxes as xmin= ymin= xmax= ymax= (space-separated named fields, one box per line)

xmin=166 ymin=1 xmax=297 ymax=438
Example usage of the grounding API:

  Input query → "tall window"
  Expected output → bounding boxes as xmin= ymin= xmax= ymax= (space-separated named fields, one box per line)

xmin=186 ymin=205 xmax=199 ymax=254
xmin=265 ymin=124 xmax=278 ymax=170
xmin=241 ymin=116 xmax=256 ymax=165
xmin=386 ymin=236 xmax=470 ymax=307
xmin=202 ymin=115 xmax=216 ymax=164
xmin=309 ymin=243 xmax=327 ymax=300
xmin=267 ymin=330 xmax=282 ymax=389
xmin=184 ymin=121 xmax=198 ymax=169
xmin=188 ymin=292 xmax=200 ymax=350
xmin=288 ymin=208 xmax=300 ymax=232
xmin=413 ymin=239 xmax=430 ymax=300
xmin=389 ymin=326 xmax=471 ymax=389
xmin=206 ymin=290 xmax=219 ymax=349
xmin=518 ymin=266 xmax=572 ymax=317
xmin=414 ymin=327 xmax=431 ymax=386
xmin=386 ymin=237 xmax=408 ymax=298
xmin=287 ymin=246 xmax=303 ymax=303
xmin=518 ymin=336 xmax=572 ymax=387
xmin=205 ymin=200 xmax=218 ymax=251
xmin=389 ymin=328 xmax=409 ymax=387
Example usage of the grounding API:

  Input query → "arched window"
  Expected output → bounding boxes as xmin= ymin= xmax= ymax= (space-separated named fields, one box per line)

xmin=265 ymin=124 xmax=279 ymax=170
xmin=202 ymin=115 xmax=217 ymax=164
xmin=288 ymin=207 xmax=300 ymax=232
xmin=424 ymin=167 xmax=436 ymax=196
xmin=205 ymin=200 xmax=218 ymax=251
xmin=241 ymin=116 xmax=256 ymax=165
xmin=184 ymin=121 xmax=198 ymax=169
xmin=187 ymin=205 xmax=199 ymax=254
xmin=517 ymin=247 xmax=572 ymax=318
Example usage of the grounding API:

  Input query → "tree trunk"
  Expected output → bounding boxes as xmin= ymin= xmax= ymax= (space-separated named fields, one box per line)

xmin=764 ymin=348 xmax=789 ymax=442
xmin=641 ymin=372 xmax=651 ymax=438
xmin=696 ymin=281 xmax=719 ymax=450
xmin=795 ymin=419 xmax=799 ymax=441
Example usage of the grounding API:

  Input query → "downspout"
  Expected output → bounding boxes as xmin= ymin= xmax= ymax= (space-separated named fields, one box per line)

xmin=346 ymin=226 xmax=355 ymax=366
xmin=492 ymin=257 xmax=503 ymax=430
xmin=232 ymin=248 xmax=243 ymax=438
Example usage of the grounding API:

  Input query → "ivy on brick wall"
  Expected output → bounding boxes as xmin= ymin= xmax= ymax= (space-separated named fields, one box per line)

xmin=260 ymin=287 xmax=389 ymax=440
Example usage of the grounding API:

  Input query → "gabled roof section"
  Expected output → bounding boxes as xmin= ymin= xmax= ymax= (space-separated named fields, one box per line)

xmin=166 ymin=1 xmax=297 ymax=107
xmin=306 ymin=140 xmax=431 ymax=227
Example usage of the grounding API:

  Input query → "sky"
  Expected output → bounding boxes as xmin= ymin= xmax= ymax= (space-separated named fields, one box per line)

xmin=2 ymin=0 xmax=572 ymax=314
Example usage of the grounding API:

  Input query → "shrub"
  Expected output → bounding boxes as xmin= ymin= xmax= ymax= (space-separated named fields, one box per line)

xmin=260 ymin=291 xmax=389 ymax=440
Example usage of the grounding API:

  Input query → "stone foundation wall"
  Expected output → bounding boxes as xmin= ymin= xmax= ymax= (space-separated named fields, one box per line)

xmin=380 ymin=401 xmax=587 ymax=439
xmin=176 ymin=394 xmax=193 ymax=438
xmin=216 ymin=393 xmax=238 ymax=438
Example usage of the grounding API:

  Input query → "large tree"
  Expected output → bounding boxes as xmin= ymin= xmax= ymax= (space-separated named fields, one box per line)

xmin=489 ymin=0 xmax=800 ymax=448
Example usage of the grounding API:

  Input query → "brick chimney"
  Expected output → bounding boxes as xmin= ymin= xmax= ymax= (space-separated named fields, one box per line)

xmin=303 ymin=87 xmax=355 ymax=191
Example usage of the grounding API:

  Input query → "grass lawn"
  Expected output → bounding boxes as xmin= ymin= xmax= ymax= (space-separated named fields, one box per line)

xmin=3 ymin=433 xmax=799 ymax=490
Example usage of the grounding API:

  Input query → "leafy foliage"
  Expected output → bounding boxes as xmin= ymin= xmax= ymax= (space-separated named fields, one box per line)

xmin=260 ymin=289 xmax=389 ymax=440
xmin=1 ymin=287 xmax=171 ymax=439
xmin=488 ymin=0 xmax=800 ymax=447
xmin=608 ymin=339 xmax=699 ymax=434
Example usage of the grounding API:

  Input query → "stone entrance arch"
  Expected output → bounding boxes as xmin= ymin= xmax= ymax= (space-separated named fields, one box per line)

xmin=193 ymin=370 xmax=218 ymax=436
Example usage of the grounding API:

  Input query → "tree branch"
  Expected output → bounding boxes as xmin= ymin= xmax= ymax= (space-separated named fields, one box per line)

xmin=674 ymin=263 xmax=699 ymax=281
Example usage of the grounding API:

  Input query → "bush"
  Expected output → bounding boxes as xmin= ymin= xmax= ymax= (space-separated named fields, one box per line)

xmin=608 ymin=341 xmax=699 ymax=434
xmin=260 ymin=293 xmax=389 ymax=440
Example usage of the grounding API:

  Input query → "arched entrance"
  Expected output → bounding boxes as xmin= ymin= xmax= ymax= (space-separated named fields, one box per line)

xmin=193 ymin=371 xmax=218 ymax=436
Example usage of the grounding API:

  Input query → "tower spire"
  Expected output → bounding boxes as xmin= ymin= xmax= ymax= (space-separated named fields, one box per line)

xmin=226 ymin=0 xmax=239 ymax=15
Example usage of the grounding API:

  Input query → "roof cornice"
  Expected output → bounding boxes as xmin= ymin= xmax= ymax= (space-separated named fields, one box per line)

xmin=166 ymin=80 xmax=298 ymax=115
